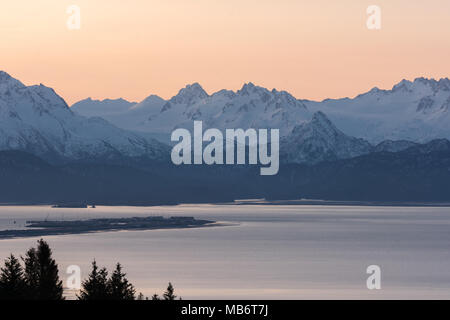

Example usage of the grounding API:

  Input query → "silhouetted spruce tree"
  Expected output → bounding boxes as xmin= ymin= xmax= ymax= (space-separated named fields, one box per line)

xmin=163 ymin=282 xmax=177 ymax=300
xmin=136 ymin=292 xmax=145 ymax=300
xmin=151 ymin=294 xmax=160 ymax=300
xmin=22 ymin=247 xmax=39 ymax=299
xmin=36 ymin=239 xmax=63 ymax=300
xmin=107 ymin=263 xmax=135 ymax=300
xmin=0 ymin=254 xmax=25 ymax=300
xmin=78 ymin=260 xmax=109 ymax=300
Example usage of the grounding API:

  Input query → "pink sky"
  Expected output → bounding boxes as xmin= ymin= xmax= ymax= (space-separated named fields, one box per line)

xmin=1 ymin=0 xmax=449 ymax=105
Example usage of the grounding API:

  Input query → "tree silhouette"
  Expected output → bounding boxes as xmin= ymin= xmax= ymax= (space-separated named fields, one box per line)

xmin=0 ymin=254 xmax=25 ymax=300
xmin=22 ymin=247 xmax=39 ymax=299
xmin=136 ymin=292 xmax=146 ymax=300
xmin=163 ymin=282 xmax=177 ymax=300
xmin=107 ymin=263 xmax=135 ymax=300
xmin=0 ymin=240 xmax=177 ymax=301
xmin=35 ymin=239 xmax=63 ymax=300
xmin=78 ymin=260 xmax=109 ymax=300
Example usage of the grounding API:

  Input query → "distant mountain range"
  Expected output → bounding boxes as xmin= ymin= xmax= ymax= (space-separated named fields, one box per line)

xmin=72 ymin=77 xmax=450 ymax=145
xmin=0 ymin=71 xmax=168 ymax=163
xmin=72 ymin=82 xmax=311 ymax=143
xmin=1 ymin=70 xmax=450 ymax=203
xmin=4 ymin=70 xmax=450 ymax=165
xmin=304 ymin=77 xmax=450 ymax=143
xmin=70 ymin=75 xmax=450 ymax=165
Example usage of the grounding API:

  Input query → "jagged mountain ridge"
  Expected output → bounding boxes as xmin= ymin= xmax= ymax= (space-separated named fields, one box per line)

xmin=304 ymin=77 xmax=450 ymax=143
xmin=280 ymin=112 xmax=373 ymax=164
xmin=280 ymin=112 xmax=440 ymax=164
xmin=71 ymin=82 xmax=311 ymax=140
xmin=71 ymin=95 xmax=166 ymax=134
xmin=5 ymin=71 xmax=450 ymax=165
xmin=71 ymin=77 xmax=450 ymax=146
xmin=0 ymin=71 xmax=168 ymax=162
xmin=143 ymin=82 xmax=311 ymax=140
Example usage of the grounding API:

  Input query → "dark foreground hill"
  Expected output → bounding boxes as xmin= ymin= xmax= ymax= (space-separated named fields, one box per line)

xmin=259 ymin=139 xmax=450 ymax=201
xmin=0 ymin=151 xmax=247 ymax=204
xmin=1 ymin=139 xmax=450 ymax=204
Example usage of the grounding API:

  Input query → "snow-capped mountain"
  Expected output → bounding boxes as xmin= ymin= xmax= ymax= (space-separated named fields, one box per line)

xmin=71 ymin=77 xmax=450 ymax=146
xmin=280 ymin=112 xmax=373 ymax=164
xmin=304 ymin=77 xmax=450 ymax=143
xmin=0 ymin=71 xmax=168 ymax=162
xmin=71 ymin=98 xmax=137 ymax=118
xmin=144 ymin=82 xmax=311 ymax=139
xmin=68 ymin=77 xmax=450 ymax=164
xmin=72 ymin=82 xmax=312 ymax=141
xmin=71 ymin=95 xmax=167 ymax=135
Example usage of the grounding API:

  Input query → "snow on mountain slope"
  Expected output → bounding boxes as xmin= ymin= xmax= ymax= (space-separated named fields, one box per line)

xmin=71 ymin=94 xmax=166 ymax=134
xmin=280 ymin=112 xmax=372 ymax=164
xmin=144 ymin=82 xmax=311 ymax=137
xmin=72 ymin=82 xmax=311 ymax=140
xmin=71 ymin=77 xmax=450 ymax=146
xmin=67 ymin=76 xmax=450 ymax=161
xmin=0 ymin=71 xmax=168 ymax=161
xmin=304 ymin=77 xmax=450 ymax=143
xmin=71 ymin=98 xmax=137 ymax=117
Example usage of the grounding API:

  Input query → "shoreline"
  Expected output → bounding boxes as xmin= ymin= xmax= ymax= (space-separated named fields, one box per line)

xmin=1 ymin=199 xmax=450 ymax=208
xmin=0 ymin=217 xmax=229 ymax=240
xmin=230 ymin=199 xmax=450 ymax=207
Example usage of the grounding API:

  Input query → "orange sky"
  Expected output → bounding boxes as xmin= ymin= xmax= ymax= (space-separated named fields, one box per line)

xmin=1 ymin=0 xmax=450 ymax=105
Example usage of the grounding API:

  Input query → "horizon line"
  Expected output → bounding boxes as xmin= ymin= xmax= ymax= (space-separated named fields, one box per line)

xmin=1 ymin=70 xmax=449 ymax=106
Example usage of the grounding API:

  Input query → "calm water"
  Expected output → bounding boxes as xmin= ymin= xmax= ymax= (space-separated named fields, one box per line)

xmin=0 ymin=204 xmax=450 ymax=299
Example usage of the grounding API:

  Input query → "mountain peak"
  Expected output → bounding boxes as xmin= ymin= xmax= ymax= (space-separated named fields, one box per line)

xmin=290 ymin=111 xmax=336 ymax=137
xmin=238 ymin=82 xmax=260 ymax=95
xmin=171 ymin=83 xmax=208 ymax=104
xmin=183 ymin=82 xmax=207 ymax=95
xmin=186 ymin=82 xmax=206 ymax=92
xmin=238 ymin=83 xmax=283 ymax=101
xmin=0 ymin=71 xmax=12 ymax=81
xmin=282 ymin=111 xmax=372 ymax=164
xmin=311 ymin=111 xmax=332 ymax=125
xmin=211 ymin=89 xmax=236 ymax=99
xmin=368 ymin=86 xmax=385 ymax=94
xmin=140 ymin=94 xmax=164 ymax=104
xmin=410 ymin=77 xmax=450 ymax=92
xmin=390 ymin=77 xmax=450 ymax=93
xmin=71 ymin=97 xmax=136 ymax=116
xmin=0 ymin=71 xmax=25 ymax=92
xmin=392 ymin=79 xmax=413 ymax=92
xmin=0 ymin=72 xmax=168 ymax=161
xmin=241 ymin=82 xmax=255 ymax=89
